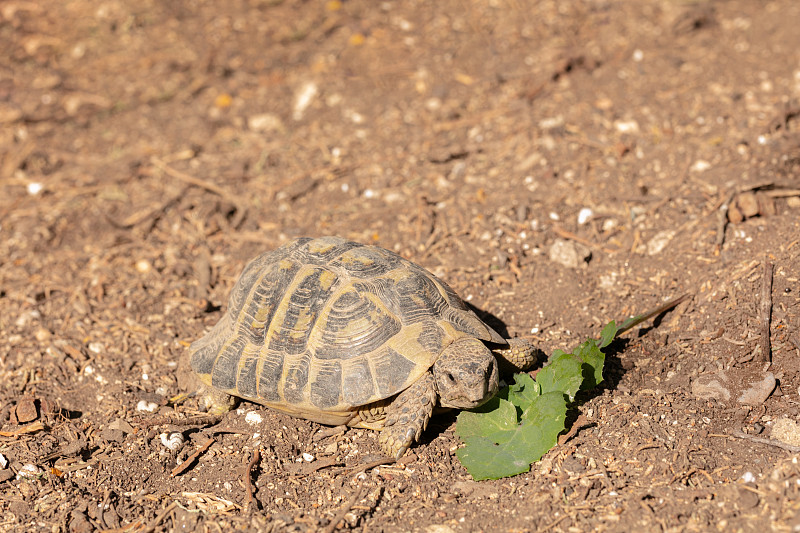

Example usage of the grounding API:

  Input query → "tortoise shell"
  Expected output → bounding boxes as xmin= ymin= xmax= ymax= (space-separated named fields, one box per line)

xmin=189 ymin=236 xmax=504 ymax=424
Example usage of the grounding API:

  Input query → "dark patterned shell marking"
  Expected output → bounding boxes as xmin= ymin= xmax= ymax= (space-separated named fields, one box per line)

xmin=189 ymin=236 xmax=503 ymax=416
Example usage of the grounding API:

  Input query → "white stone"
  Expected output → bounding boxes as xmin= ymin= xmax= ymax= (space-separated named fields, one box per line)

xmin=293 ymin=81 xmax=319 ymax=120
xmin=247 ymin=113 xmax=283 ymax=132
xmin=577 ymin=207 xmax=593 ymax=225
xmin=245 ymin=411 xmax=263 ymax=425
xmin=136 ymin=400 xmax=159 ymax=413
xmin=614 ymin=119 xmax=639 ymax=133
xmin=17 ymin=464 xmax=42 ymax=479
xmin=646 ymin=230 xmax=675 ymax=255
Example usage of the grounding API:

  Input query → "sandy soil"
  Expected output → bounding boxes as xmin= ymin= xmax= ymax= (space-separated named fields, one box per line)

xmin=1 ymin=0 xmax=800 ymax=531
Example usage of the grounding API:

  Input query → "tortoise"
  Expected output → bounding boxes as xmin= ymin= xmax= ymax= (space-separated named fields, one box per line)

xmin=188 ymin=236 xmax=538 ymax=458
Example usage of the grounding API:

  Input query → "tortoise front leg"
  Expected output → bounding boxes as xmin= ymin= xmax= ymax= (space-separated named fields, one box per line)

xmin=493 ymin=337 xmax=541 ymax=374
xmin=378 ymin=372 xmax=437 ymax=459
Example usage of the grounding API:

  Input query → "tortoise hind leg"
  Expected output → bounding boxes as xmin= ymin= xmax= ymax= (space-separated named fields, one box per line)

xmin=378 ymin=372 xmax=437 ymax=459
xmin=175 ymin=364 xmax=238 ymax=414
xmin=197 ymin=384 xmax=238 ymax=414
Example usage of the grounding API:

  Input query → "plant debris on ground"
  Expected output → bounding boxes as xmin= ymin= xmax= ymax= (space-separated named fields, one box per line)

xmin=2 ymin=1 xmax=800 ymax=531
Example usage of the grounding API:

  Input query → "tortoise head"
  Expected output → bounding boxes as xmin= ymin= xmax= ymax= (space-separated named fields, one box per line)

xmin=433 ymin=337 xmax=499 ymax=409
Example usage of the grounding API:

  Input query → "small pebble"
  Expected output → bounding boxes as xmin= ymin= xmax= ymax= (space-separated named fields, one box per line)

xmin=27 ymin=182 xmax=44 ymax=195
xmin=136 ymin=400 xmax=159 ymax=413
xmin=771 ymin=418 xmax=800 ymax=447
xmin=302 ymin=453 xmax=315 ymax=462
xmin=549 ymin=238 xmax=591 ymax=268
xmin=0 ymin=453 xmax=7 ymax=468
xmin=247 ymin=113 xmax=284 ymax=132
xmin=88 ymin=342 xmax=104 ymax=354
xmin=691 ymin=160 xmax=711 ymax=172
xmin=577 ymin=207 xmax=593 ymax=225
xmin=538 ymin=116 xmax=563 ymax=130
xmin=17 ymin=464 xmax=42 ymax=479
xmin=646 ymin=230 xmax=676 ymax=256
xmin=741 ymin=471 xmax=756 ymax=483
xmin=738 ymin=372 xmax=776 ymax=406
xmin=691 ymin=372 xmax=731 ymax=401
xmin=245 ymin=411 xmax=263 ymax=425
xmin=614 ymin=119 xmax=639 ymax=133
xmin=135 ymin=259 xmax=152 ymax=274
xmin=15 ymin=310 xmax=41 ymax=327
xmin=425 ymin=526 xmax=456 ymax=533
xmin=293 ymin=81 xmax=319 ymax=120
xmin=14 ymin=398 xmax=38 ymax=423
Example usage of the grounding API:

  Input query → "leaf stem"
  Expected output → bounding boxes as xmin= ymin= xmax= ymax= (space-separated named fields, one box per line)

xmin=615 ymin=293 xmax=689 ymax=338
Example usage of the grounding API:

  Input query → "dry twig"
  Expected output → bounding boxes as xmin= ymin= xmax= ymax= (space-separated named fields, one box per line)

xmin=140 ymin=501 xmax=177 ymax=533
xmin=0 ymin=421 xmax=45 ymax=438
xmin=323 ymin=484 xmax=365 ymax=533
xmin=552 ymin=225 xmax=614 ymax=254
xmin=758 ymin=261 xmax=774 ymax=362
xmin=347 ymin=457 xmax=396 ymax=474
xmin=558 ymin=414 xmax=589 ymax=446
xmin=732 ymin=430 xmax=800 ymax=453
xmin=149 ymin=156 xmax=247 ymax=227
xmin=300 ymin=457 xmax=340 ymax=476
xmin=170 ymin=437 xmax=215 ymax=477
xmin=312 ymin=425 xmax=348 ymax=442
xmin=715 ymin=191 xmax=735 ymax=250
xmin=244 ymin=448 xmax=261 ymax=511
xmin=139 ymin=413 xmax=226 ymax=428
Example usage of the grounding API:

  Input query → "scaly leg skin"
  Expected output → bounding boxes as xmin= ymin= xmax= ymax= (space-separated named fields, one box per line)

xmin=185 ymin=369 xmax=238 ymax=414
xmin=493 ymin=338 xmax=540 ymax=374
xmin=173 ymin=362 xmax=238 ymax=414
xmin=197 ymin=384 xmax=237 ymax=415
xmin=378 ymin=372 xmax=437 ymax=459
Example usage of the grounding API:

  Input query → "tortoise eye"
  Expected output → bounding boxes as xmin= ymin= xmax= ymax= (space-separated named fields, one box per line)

xmin=445 ymin=372 xmax=456 ymax=383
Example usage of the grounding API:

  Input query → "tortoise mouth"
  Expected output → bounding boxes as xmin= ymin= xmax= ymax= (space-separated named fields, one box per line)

xmin=440 ymin=386 xmax=497 ymax=409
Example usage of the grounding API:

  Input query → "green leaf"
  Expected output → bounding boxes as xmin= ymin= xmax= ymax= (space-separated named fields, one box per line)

xmin=455 ymin=391 xmax=568 ymax=480
xmin=456 ymin=397 xmax=519 ymax=443
xmin=599 ymin=320 xmax=618 ymax=348
xmin=507 ymin=372 xmax=541 ymax=410
xmin=536 ymin=352 xmax=583 ymax=401
xmin=455 ymin=320 xmax=615 ymax=480
xmin=574 ymin=339 xmax=605 ymax=389
xmin=455 ymin=436 xmax=532 ymax=480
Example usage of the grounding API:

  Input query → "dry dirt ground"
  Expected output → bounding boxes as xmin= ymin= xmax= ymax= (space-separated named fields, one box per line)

xmin=2 ymin=0 xmax=800 ymax=531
